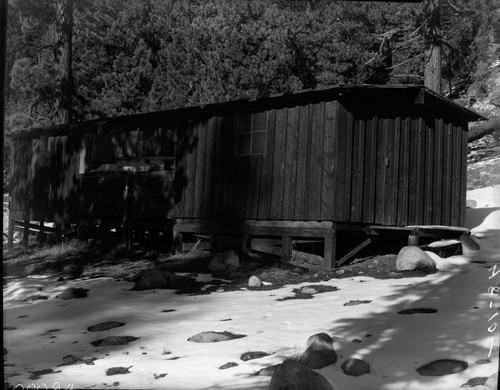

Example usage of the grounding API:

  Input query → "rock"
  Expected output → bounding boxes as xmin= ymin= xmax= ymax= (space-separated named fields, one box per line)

xmin=91 ymin=336 xmax=139 ymax=347
xmin=240 ymin=351 xmax=270 ymax=361
xmin=56 ymin=288 xmax=89 ymax=300
xmin=88 ymin=321 xmax=125 ymax=332
xmin=461 ymin=377 xmax=488 ymax=387
xmin=300 ymin=332 xmax=337 ymax=369
xmin=417 ymin=359 xmax=468 ymax=376
xmin=396 ymin=246 xmax=437 ymax=272
xmin=208 ymin=250 xmax=240 ymax=273
xmin=475 ymin=359 xmax=491 ymax=365
xmin=187 ymin=331 xmax=246 ymax=343
xmin=341 ymin=358 xmax=370 ymax=376
xmin=460 ymin=234 xmax=480 ymax=251
xmin=300 ymin=287 xmax=318 ymax=295
xmin=24 ymin=295 xmax=48 ymax=302
xmin=248 ymin=276 xmax=262 ymax=288
xmin=269 ymin=359 xmax=333 ymax=390
xmin=256 ymin=364 xmax=280 ymax=376
xmin=398 ymin=308 xmax=437 ymax=314
xmin=344 ymin=300 xmax=371 ymax=306
xmin=466 ymin=199 xmax=478 ymax=208
xmin=485 ymin=373 xmax=498 ymax=389
xmin=336 ymin=269 xmax=346 ymax=275
xmin=306 ymin=332 xmax=333 ymax=348
xmin=106 ymin=367 xmax=131 ymax=376
xmin=61 ymin=355 xmax=79 ymax=365
xmin=219 ymin=362 xmax=238 ymax=369
xmin=134 ymin=268 xmax=189 ymax=290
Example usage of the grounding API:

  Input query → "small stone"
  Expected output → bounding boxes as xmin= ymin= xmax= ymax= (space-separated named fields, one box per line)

xmin=24 ymin=295 xmax=48 ymax=302
xmin=341 ymin=358 xmax=370 ymax=376
xmin=91 ymin=336 xmax=138 ymax=347
xmin=88 ymin=321 xmax=125 ymax=332
xmin=300 ymin=287 xmax=318 ymax=295
xmin=248 ymin=276 xmax=262 ymax=288
xmin=219 ymin=362 xmax=238 ymax=370
xmin=417 ymin=359 xmax=468 ymax=376
xmin=188 ymin=331 xmax=246 ymax=343
xmin=106 ymin=367 xmax=131 ymax=376
xmin=56 ymin=288 xmax=89 ymax=300
xmin=475 ymin=359 xmax=491 ymax=365
xmin=336 ymin=269 xmax=346 ymax=275
xmin=398 ymin=308 xmax=437 ymax=315
xmin=344 ymin=300 xmax=372 ymax=306
xmin=461 ymin=377 xmax=488 ymax=387
xmin=240 ymin=351 xmax=270 ymax=361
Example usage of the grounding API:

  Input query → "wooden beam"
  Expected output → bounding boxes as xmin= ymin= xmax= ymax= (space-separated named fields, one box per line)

xmin=337 ymin=238 xmax=372 ymax=267
xmin=281 ymin=235 xmax=292 ymax=262
xmin=324 ymin=231 xmax=337 ymax=269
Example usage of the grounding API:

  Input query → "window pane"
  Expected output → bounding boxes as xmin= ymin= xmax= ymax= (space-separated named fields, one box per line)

xmin=253 ymin=111 xmax=267 ymax=131
xmin=252 ymin=131 xmax=266 ymax=154
xmin=237 ymin=133 xmax=251 ymax=155
xmin=238 ymin=114 xmax=252 ymax=133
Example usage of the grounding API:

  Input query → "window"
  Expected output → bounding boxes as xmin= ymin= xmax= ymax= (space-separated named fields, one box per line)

xmin=80 ymin=127 xmax=176 ymax=174
xmin=236 ymin=111 xmax=267 ymax=155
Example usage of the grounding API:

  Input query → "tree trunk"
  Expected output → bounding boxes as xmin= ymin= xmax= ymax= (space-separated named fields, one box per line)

xmin=424 ymin=0 xmax=442 ymax=94
xmin=54 ymin=0 xmax=74 ymax=125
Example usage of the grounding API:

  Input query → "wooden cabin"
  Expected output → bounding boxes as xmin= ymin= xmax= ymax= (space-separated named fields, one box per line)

xmin=8 ymin=85 xmax=483 ymax=267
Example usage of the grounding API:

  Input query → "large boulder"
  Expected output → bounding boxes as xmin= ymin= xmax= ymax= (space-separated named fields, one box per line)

xmin=208 ymin=250 xmax=240 ymax=273
xmin=396 ymin=246 xmax=436 ymax=272
xmin=269 ymin=359 xmax=333 ymax=390
xmin=300 ymin=332 xmax=337 ymax=369
xmin=134 ymin=268 xmax=189 ymax=290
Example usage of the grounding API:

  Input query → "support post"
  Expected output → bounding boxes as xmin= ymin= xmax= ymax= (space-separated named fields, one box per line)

xmin=241 ymin=233 xmax=251 ymax=254
xmin=324 ymin=230 xmax=337 ymax=268
xmin=408 ymin=229 xmax=420 ymax=246
xmin=8 ymin=219 xmax=14 ymax=251
xmin=23 ymin=214 xmax=29 ymax=247
xmin=211 ymin=233 xmax=218 ymax=254
xmin=173 ymin=229 xmax=182 ymax=253
xmin=281 ymin=235 xmax=292 ymax=262
xmin=38 ymin=219 xmax=46 ymax=244
xmin=122 ymin=176 xmax=131 ymax=250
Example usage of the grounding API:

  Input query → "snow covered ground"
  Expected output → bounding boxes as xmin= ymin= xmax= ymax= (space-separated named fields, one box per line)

xmin=4 ymin=185 xmax=500 ymax=390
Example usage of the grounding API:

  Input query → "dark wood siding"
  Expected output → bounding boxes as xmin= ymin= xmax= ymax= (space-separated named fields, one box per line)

xmin=9 ymin=86 xmax=475 ymax=229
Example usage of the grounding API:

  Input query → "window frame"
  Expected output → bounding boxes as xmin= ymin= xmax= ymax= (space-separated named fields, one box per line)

xmin=235 ymin=111 xmax=268 ymax=156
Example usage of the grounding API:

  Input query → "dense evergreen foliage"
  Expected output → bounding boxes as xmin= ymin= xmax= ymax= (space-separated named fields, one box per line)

xmin=6 ymin=0 xmax=497 ymax=126
xmin=3 ymin=0 xmax=498 ymax=188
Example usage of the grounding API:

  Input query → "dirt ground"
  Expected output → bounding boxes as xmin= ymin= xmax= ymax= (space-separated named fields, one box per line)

xmin=2 ymin=240 xmax=437 ymax=296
